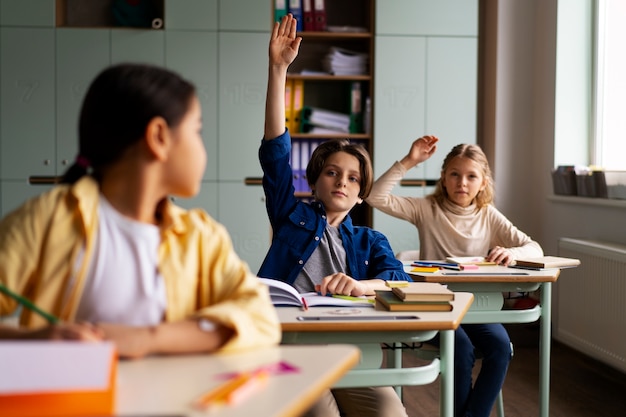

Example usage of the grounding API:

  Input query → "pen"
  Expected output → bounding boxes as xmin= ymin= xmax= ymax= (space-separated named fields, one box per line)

xmin=195 ymin=369 xmax=269 ymax=408
xmin=297 ymin=315 xmax=420 ymax=321
xmin=0 ymin=283 xmax=59 ymax=324
xmin=440 ymin=272 xmax=529 ymax=276
xmin=301 ymin=297 xmax=309 ymax=311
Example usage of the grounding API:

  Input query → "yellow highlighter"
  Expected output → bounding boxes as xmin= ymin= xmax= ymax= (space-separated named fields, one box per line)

xmin=385 ymin=281 xmax=410 ymax=288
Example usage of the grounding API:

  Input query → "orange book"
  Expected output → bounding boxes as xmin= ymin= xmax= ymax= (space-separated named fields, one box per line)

xmin=0 ymin=342 xmax=117 ymax=417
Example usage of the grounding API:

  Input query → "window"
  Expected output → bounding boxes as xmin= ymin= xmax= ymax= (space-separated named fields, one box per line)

xmin=593 ymin=0 xmax=626 ymax=170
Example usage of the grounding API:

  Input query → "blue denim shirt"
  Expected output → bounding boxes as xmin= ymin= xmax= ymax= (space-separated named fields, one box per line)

xmin=257 ymin=130 xmax=411 ymax=285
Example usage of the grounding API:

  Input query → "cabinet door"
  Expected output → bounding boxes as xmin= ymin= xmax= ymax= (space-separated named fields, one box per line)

xmin=1 ymin=28 xmax=55 ymax=180
xmin=372 ymin=186 xmax=425 ymax=255
xmin=218 ymin=183 xmax=270 ymax=273
xmin=171 ymin=181 xmax=218 ymax=219
xmin=424 ymin=37 xmax=478 ymax=179
xmin=374 ymin=35 xmax=426 ymax=179
xmin=111 ymin=29 xmax=165 ymax=66
xmin=219 ymin=0 xmax=269 ymax=32
xmin=0 ymin=0 xmax=55 ymax=27
xmin=56 ymin=28 xmax=111 ymax=175
xmin=218 ymin=32 xmax=267 ymax=181
xmin=0 ymin=180 xmax=52 ymax=218
xmin=165 ymin=31 xmax=218 ymax=181
xmin=376 ymin=0 xmax=478 ymax=36
xmin=164 ymin=0 xmax=218 ymax=30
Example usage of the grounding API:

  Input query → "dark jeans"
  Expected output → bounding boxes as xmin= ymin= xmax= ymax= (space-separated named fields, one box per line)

xmin=433 ymin=323 xmax=512 ymax=417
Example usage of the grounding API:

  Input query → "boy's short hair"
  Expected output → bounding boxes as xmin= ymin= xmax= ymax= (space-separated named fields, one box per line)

xmin=305 ymin=139 xmax=374 ymax=199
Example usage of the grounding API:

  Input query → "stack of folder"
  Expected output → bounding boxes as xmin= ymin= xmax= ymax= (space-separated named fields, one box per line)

xmin=375 ymin=282 xmax=455 ymax=312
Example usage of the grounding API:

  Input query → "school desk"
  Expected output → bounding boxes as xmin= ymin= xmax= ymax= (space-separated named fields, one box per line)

xmin=404 ymin=263 xmax=562 ymax=417
xmin=115 ymin=344 xmax=359 ymax=417
xmin=278 ymin=291 xmax=475 ymax=417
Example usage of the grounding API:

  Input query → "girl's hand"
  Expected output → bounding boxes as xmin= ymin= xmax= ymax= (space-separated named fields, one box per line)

xmin=316 ymin=273 xmax=369 ymax=297
xmin=97 ymin=323 xmax=154 ymax=359
xmin=486 ymin=246 xmax=514 ymax=266
xmin=401 ymin=135 xmax=439 ymax=169
xmin=32 ymin=322 xmax=105 ymax=341
xmin=269 ymin=14 xmax=302 ymax=68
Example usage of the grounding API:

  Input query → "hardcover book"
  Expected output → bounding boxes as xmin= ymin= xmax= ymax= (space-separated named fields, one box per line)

xmin=391 ymin=282 xmax=455 ymax=302
xmin=375 ymin=290 xmax=453 ymax=312
xmin=514 ymin=256 xmax=581 ymax=269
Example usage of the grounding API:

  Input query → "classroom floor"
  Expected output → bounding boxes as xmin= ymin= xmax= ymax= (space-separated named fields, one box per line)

xmin=400 ymin=323 xmax=626 ymax=417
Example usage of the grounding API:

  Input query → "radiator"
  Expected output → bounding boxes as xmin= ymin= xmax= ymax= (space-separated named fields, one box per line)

xmin=556 ymin=238 xmax=626 ymax=373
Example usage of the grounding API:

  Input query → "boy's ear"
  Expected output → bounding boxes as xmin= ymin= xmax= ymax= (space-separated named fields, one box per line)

xmin=144 ymin=116 xmax=170 ymax=161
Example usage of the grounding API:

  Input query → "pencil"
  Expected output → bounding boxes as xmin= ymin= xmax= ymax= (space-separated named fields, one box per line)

xmin=0 ymin=283 xmax=59 ymax=324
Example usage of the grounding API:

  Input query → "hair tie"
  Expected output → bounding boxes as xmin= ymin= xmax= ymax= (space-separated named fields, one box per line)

xmin=75 ymin=155 xmax=90 ymax=169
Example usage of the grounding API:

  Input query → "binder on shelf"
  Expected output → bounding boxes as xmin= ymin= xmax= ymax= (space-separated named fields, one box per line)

xmin=285 ymin=78 xmax=294 ymax=133
xmin=291 ymin=139 xmax=301 ymax=191
xmin=292 ymin=79 xmax=304 ymax=133
xmin=288 ymin=0 xmax=303 ymax=32
xmin=274 ymin=0 xmax=288 ymax=22
xmin=302 ymin=0 xmax=315 ymax=31
xmin=313 ymin=0 xmax=327 ymax=31
xmin=349 ymin=81 xmax=363 ymax=134
xmin=299 ymin=140 xmax=310 ymax=192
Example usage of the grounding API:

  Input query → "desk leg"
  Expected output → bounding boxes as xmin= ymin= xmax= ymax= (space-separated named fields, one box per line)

xmin=539 ymin=282 xmax=552 ymax=417
xmin=440 ymin=329 xmax=454 ymax=417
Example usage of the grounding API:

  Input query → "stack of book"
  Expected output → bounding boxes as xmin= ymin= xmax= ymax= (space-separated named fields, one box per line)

xmin=375 ymin=282 xmax=455 ymax=311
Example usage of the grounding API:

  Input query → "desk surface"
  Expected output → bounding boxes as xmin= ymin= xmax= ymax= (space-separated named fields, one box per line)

xmin=116 ymin=344 xmax=360 ymax=417
xmin=278 ymin=292 xmax=474 ymax=332
xmin=405 ymin=264 xmax=561 ymax=283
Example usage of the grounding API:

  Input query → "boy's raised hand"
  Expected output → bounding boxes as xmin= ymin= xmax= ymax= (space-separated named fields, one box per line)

xmin=270 ymin=14 xmax=302 ymax=68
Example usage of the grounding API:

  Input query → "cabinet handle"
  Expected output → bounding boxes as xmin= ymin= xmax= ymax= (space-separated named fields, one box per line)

xmin=400 ymin=179 xmax=439 ymax=187
xmin=29 ymin=176 xmax=62 ymax=185
xmin=244 ymin=177 xmax=263 ymax=186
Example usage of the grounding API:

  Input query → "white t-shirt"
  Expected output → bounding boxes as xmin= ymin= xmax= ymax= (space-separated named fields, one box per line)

xmin=75 ymin=195 xmax=167 ymax=326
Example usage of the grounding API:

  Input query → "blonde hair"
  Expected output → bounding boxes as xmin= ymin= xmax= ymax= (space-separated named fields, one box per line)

xmin=429 ymin=143 xmax=494 ymax=209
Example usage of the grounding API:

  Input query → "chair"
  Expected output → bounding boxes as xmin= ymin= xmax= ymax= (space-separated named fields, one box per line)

xmin=394 ymin=250 xmax=508 ymax=417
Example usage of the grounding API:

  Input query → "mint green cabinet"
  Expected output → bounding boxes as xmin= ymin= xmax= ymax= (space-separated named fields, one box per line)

xmin=164 ymin=0 xmax=217 ymax=30
xmin=424 ymin=37 xmax=477 ymax=178
xmin=373 ymin=36 xmax=427 ymax=179
xmin=218 ymin=183 xmax=270 ymax=273
xmin=218 ymin=32 xmax=268 ymax=181
xmin=376 ymin=0 xmax=477 ymax=36
xmin=111 ymin=29 xmax=164 ymax=65
xmin=56 ymin=28 xmax=110 ymax=174
xmin=165 ymin=30 xmax=218 ymax=181
xmin=172 ymin=181 xmax=218 ymax=219
xmin=1 ymin=28 xmax=55 ymax=180
xmin=219 ymin=0 xmax=269 ymax=31
xmin=0 ymin=0 xmax=55 ymax=27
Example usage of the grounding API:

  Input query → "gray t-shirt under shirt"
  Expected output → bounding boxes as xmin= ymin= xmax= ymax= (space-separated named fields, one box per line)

xmin=294 ymin=224 xmax=348 ymax=293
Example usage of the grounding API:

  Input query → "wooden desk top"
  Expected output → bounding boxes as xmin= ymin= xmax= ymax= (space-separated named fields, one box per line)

xmin=405 ymin=264 xmax=561 ymax=283
xmin=116 ymin=344 xmax=359 ymax=417
xmin=278 ymin=292 xmax=474 ymax=332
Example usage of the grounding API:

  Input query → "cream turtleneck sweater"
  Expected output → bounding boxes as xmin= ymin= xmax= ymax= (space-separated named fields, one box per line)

xmin=366 ymin=161 xmax=543 ymax=261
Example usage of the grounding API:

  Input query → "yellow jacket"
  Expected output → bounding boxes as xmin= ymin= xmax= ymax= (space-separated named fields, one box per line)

xmin=0 ymin=176 xmax=280 ymax=351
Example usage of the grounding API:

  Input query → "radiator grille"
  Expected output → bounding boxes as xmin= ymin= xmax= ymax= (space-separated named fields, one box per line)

xmin=556 ymin=238 xmax=626 ymax=373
